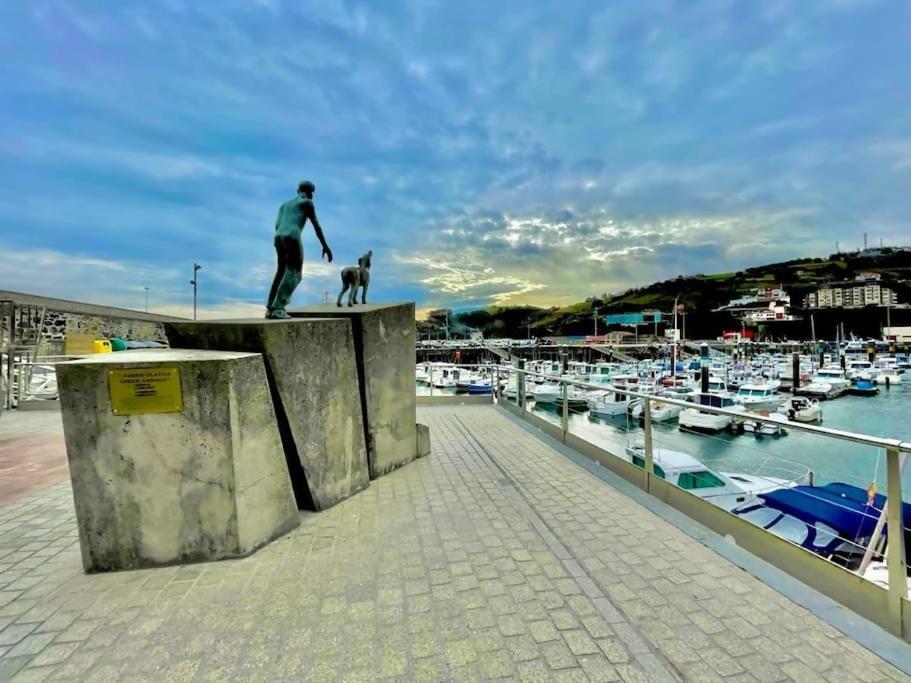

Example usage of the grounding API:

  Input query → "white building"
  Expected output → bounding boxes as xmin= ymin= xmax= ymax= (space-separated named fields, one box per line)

xmin=804 ymin=283 xmax=899 ymax=308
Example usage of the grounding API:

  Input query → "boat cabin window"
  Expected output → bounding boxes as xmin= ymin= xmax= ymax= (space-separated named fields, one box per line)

xmin=631 ymin=455 xmax=666 ymax=479
xmin=677 ymin=471 xmax=726 ymax=490
xmin=699 ymin=394 xmax=735 ymax=408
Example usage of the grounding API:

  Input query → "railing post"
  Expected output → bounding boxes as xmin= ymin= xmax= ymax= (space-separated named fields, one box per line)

xmin=643 ymin=398 xmax=654 ymax=492
xmin=886 ymin=446 xmax=906 ymax=636
xmin=561 ymin=379 xmax=569 ymax=442
xmin=518 ymin=359 xmax=526 ymax=414
xmin=16 ymin=360 xmax=24 ymax=407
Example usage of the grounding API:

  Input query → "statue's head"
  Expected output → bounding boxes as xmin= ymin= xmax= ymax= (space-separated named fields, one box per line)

xmin=298 ymin=180 xmax=316 ymax=198
xmin=358 ymin=250 xmax=373 ymax=269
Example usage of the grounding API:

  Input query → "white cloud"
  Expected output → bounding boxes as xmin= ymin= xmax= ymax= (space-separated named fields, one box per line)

xmin=398 ymin=205 xmax=825 ymax=309
xmin=866 ymin=139 xmax=911 ymax=171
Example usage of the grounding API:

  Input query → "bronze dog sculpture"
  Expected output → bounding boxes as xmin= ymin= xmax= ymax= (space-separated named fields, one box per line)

xmin=337 ymin=251 xmax=372 ymax=307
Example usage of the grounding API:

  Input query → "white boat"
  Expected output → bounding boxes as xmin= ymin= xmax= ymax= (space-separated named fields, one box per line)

xmin=502 ymin=386 xmax=531 ymax=400
xmin=873 ymin=361 xmax=904 ymax=385
xmin=733 ymin=408 xmax=788 ymax=436
xmin=798 ymin=381 xmax=839 ymax=399
xmin=845 ymin=359 xmax=875 ymax=381
xmin=777 ymin=396 xmax=822 ymax=423
xmin=628 ymin=397 xmax=685 ymax=423
xmin=531 ymin=382 xmax=562 ymax=404
xmin=862 ymin=562 xmax=910 ymax=598
xmin=876 ymin=371 xmax=904 ymax=385
xmin=455 ymin=370 xmax=481 ymax=391
xmin=588 ymin=389 xmax=630 ymax=416
xmin=679 ymin=393 xmax=737 ymax=433
xmin=733 ymin=382 xmax=786 ymax=411
xmin=415 ymin=363 xmax=431 ymax=384
xmin=624 ymin=445 xmax=793 ymax=510
xmin=810 ymin=367 xmax=850 ymax=394
xmin=431 ymin=364 xmax=460 ymax=389
xmin=588 ymin=362 xmax=617 ymax=384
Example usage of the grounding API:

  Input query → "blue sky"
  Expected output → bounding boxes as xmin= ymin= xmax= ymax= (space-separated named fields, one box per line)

xmin=1 ymin=0 xmax=909 ymax=318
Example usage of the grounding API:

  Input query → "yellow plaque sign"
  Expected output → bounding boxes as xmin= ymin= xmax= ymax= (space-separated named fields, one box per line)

xmin=108 ymin=367 xmax=183 ymax=415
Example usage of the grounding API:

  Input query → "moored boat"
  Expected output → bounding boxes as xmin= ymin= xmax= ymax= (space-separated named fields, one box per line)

xmin=777 ymin=396 xmax=822 ymax=423
xmin=624 ymin=445 xmax=794 ymax=510
xmin=679 ymin=393 xmax=737 ymax=433
xmin=588 ymin=389 xmax=631 ymax=416
xmin=849 ymin=377 xmax=879 ymax=397
xmin=733 ymin=382 xmax=786 ymax=411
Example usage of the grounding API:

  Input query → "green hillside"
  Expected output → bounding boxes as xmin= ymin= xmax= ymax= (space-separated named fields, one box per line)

xmin=419 ymin=248 xmax=911 ymax=339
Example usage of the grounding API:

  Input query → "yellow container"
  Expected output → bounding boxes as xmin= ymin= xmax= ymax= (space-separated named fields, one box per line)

xmin=92 ymin=339 xmax=113 ymax=354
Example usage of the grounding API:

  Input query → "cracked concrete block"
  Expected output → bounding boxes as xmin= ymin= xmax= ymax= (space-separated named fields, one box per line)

xmin=57 ymin=349 xmax=299 ymax=572
xmin=164 ymin=318 xmax=369 ymax=510
xmin=289 ymin=303 xmax=417 ymax=478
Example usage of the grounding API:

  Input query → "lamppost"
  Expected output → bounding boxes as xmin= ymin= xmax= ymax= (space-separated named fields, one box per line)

xmin=592 ymin=307 xmax=601 ymax=337
xmin=144 ymin=287 xmax=149 ymax=313
xmin=672 ymin=295 xmax=680 ymax=378
xmin=190 ymin=263 xmax=201 ymax=320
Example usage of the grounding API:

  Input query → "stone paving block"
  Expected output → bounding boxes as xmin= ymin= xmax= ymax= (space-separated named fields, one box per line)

xmin=0 ymin=657 xmax=30 ymax=681
xmin=0 ymin=622 xmax=36 ymax=646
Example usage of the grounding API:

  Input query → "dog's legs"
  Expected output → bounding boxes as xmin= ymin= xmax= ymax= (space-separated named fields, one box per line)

xmin=361 ymin=280 xmax=368 ymax=304
xmin=337 ymin=279 xmax=349 ymax=307
xmin=348 ymin=279 xmax=357 ymax=307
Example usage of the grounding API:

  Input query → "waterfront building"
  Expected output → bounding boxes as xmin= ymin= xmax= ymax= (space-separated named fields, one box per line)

xmin=717 ymin=287 xmax=799 ymax=323
xmin=804 ymin=282 xmax=899 ymax=308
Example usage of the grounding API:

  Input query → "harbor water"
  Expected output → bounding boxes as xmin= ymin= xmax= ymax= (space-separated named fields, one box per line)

xmin=419 ymin=381 xmax=911 ymax=498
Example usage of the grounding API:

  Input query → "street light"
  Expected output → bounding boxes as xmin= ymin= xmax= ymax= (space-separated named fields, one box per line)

xmin=672 ymin=295 xmax=680 ymax=378
xmin=144 ymin=287 xmax=149 ymax=313
xmin=190 ymin=263 xmax=201 ymax=320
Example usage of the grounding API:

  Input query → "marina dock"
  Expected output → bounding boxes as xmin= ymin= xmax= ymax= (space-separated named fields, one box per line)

xmin=0 ymin=405 xmax=908 ymax=680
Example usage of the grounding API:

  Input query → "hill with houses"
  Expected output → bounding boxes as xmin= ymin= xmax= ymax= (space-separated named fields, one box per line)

xmin=420 ymin=247 xmax=911 ymax=341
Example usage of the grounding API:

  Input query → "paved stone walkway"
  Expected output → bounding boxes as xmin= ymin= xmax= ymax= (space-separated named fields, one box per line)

xmin=0 ymin=405 xmax=906 ymax=681
xmin=0 ymin=411 xmax=68 ymax=506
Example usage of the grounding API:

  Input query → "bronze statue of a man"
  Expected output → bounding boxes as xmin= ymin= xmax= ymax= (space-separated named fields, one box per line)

xmin=266 ymin=180 xmax=333 ymax=319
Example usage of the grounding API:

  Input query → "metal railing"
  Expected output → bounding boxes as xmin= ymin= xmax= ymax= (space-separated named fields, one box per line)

xmin=4 ymin=356 xmax=88 ymax=407
xmin=418 ymin=361 xmax=911 ymax=638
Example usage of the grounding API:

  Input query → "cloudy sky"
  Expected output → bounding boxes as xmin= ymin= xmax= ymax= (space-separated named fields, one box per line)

xmin=1 ymin=0 xmax=909 ymax=318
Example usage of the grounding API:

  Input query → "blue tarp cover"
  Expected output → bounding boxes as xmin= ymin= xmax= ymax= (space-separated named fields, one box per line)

xmin=759 ymin=483 xmax=911 ymax=542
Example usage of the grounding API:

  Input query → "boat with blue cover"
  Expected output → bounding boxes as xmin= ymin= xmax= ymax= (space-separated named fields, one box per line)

xmin=849 ymin=377 xmax=879 ymax=397
xmin=731 ymin=482 xmax=911 ymax=570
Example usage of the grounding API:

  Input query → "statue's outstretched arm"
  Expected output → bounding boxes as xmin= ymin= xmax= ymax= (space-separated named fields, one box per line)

xmin=306 ymin=201 xmax=333 ymax=262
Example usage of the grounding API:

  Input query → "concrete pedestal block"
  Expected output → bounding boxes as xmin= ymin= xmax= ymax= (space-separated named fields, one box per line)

xmin=416 ymin=423 xmax=431 ymax=458
xmin=165 ymin=319 xmax=369 ymax=510
xmin=289 ymin=303 xmax=417 ymax=478
xmin=56 ymin=349 xmax=299 ymax=572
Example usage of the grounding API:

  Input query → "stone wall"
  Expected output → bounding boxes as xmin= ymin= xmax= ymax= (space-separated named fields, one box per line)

xmin=1 ymin=290 xmax=177 ymax=356
xmin=42 ymin=311 xmax=167 ymax=343
xmin=38 ymin=312 xmax=167 ymax=357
